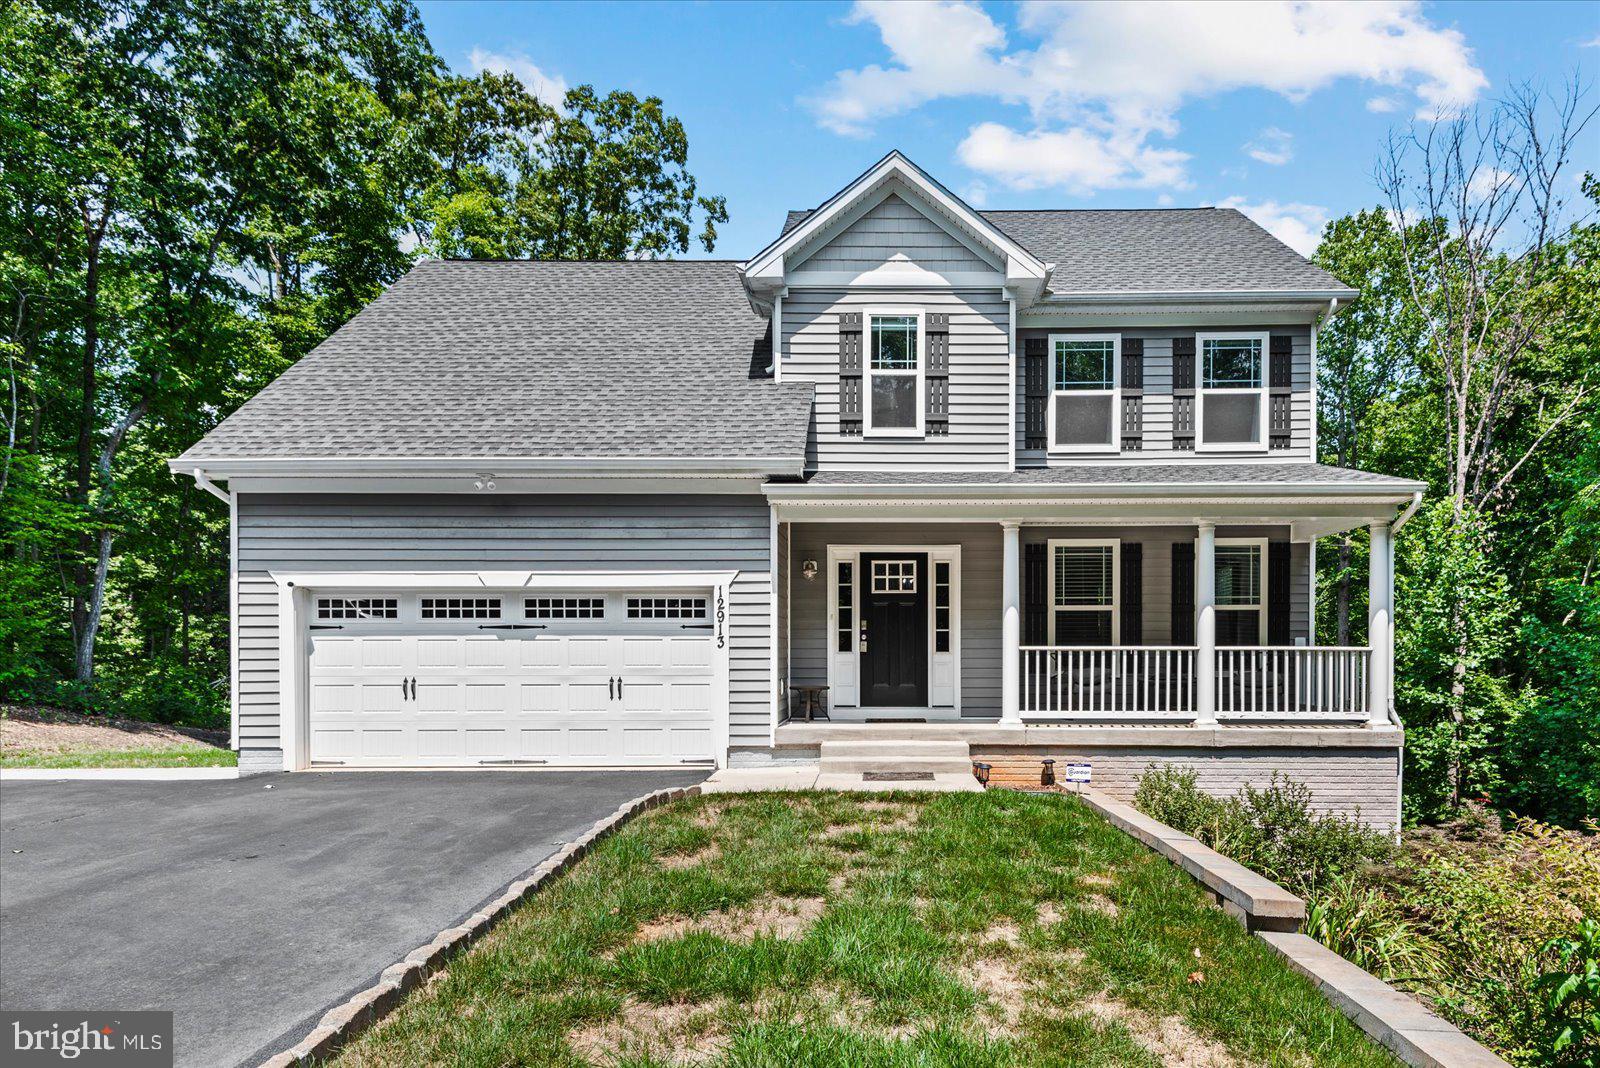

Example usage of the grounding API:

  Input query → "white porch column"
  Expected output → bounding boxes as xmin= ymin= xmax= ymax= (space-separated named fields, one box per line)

xmin=1001 ymin=520 xmax=1022 ymax=724
xmin=1368 ymin=522 xmax=1393 ymax=726
xmin=1195 ymin=521 xmax=1217 ymax=725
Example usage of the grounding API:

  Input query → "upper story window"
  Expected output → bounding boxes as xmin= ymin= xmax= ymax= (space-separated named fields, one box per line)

xmin=1215 ymin=540 xmax=1265 ymax=645
xmin=866 ymin=312 xmax=922 ymax=436
xmin=1198 ymin=334 xmax=1267 ymax=451
xmin=1049 ymin=539 xmax=1119 ymax=645
xmin=1049 ymin=335 xmax=1118 ymax=452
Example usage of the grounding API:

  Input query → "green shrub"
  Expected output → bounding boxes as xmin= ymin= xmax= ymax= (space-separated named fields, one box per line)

xmin=1302 ymin=873 xmax=1444 ymax=985
xmin=1537 ymin=918 xmax=1600 ymax=1066
xmin=1132 ymin=765 xmax=1393 ymax=897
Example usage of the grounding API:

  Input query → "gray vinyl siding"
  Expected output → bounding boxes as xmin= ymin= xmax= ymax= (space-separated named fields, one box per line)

xmin=788 ymin=523 xmax=1003 ymax=718
xmin=783 ymin=288 xmax=1012 ymax=470
xmin=234 ymin=493 xmax=772 ymax=762
xmin=1015 ymin=326 xmax=1314 ymax=464
xmin=1023 ymin=525 xmax=1308 ymax=644
xmin=788 ymin=193 xmax=998 ymax=279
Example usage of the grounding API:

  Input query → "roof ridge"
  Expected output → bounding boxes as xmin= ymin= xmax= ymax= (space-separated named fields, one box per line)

xmin=429 ymin=258 xmax=747 ymax=264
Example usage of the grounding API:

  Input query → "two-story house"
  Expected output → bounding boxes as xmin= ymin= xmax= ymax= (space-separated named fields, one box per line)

xmin=173 ymin=152 xmax=1422 ymax=830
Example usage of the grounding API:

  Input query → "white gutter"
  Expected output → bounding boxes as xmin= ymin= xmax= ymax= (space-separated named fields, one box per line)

xmin=1034 ymin=288 xmax=1359 ymax=306
xmin=167 ymin=454 xmax=809 ymax=479
xmin=764 ymin=480 xmax=1428 ymax=502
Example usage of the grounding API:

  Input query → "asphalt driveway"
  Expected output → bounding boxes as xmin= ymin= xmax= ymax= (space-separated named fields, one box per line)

xmin=0 ymin=770 xmax=707 ymax=1067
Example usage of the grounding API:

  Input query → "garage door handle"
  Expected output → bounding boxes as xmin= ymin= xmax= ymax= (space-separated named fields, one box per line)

xmin=309 ymin=624 xmax=344 ymax=631
xmin=477 ymin=623 xmax=546 ymax=630
xmin=679 ymin=623 xmax=713 ymax=630
xmin=609 ymin=677 xmax=616 ymax=700
xmin=407 ymin=677 xmax=416 ymax=700
xmin=617 ymin=678 xmax=623 ymax=699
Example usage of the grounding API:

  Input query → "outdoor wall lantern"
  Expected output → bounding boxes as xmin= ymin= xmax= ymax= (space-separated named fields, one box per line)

xmin=801 ymin=559 xmax=820 ymax=581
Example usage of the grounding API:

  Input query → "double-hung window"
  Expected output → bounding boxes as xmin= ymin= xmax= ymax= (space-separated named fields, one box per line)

xmin=1048 ymin=334 xmax=1119 ymax=452
xmin=1048 ymin=539 xmax=1119 ymax=645
xmin=1214 ymin=539 xmax=1266 ymax=645
xmin=865 ymin=311 xmax=923 ymax=436
xmin=1197 ymin=333 xmax=1267 ymax=450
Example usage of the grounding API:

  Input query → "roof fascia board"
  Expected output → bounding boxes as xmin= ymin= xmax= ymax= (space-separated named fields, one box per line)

xmin=763 ymin=481 xmax=1425 ymax=501
xmin=1037 ymin=288 xmax=1358 ymax=304
xmin=744 ymin=152 xmax=1048 ymax=295
xmin=171 ymin=455 xmax=807 ymax=479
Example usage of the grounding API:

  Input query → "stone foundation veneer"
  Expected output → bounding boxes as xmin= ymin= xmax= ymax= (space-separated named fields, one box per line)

xmin=972 ymin=744 xmax=1400 ymax=833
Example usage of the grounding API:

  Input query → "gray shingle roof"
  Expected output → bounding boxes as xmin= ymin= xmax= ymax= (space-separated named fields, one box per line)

xmin=781 ymin=206 xmax=1351 ymax=296
xmin=179 ymin=260 xmax=814 ymax=464
xmin=787 ymin=464 xmax=1424 ymax=489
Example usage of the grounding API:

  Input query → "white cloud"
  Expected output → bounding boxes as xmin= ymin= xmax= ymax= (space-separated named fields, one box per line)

xmin=809 ymin=1 xmax=1487 ymax=193
xmin=1583 ymin=34 xmax=1600 ymax=48
xmin=1217 ymin=196 xmax=1329 ymax=256
xmin=962 ymin=180 xmax=991 ymax=207
xmin=1366 ymin=96 xmax=1400 ymax=113
xmin=1157 ymin=193 xmax=1174 ymax=206
xmin=467 ymin=48 xmax=569 ymax=110
xmin=1244 ymin=127 xmax=1294 ymax=165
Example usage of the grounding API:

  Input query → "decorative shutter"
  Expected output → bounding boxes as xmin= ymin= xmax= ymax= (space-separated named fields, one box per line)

xmin=1269 ymin=334 xmax=1293 ymax=450
xmin=1268 ymin=541 xmax=1291 ymax=645
xmin=1171 ymin=336 xmax=1196 ymax=450
xmin=1024 ymin=541 xmax=1047 ymax=645
xmin=1120 ymin=542 xmax=1143 ymax=645
xmin=1024 ymin=336 xmax=1048 ymax=450
xmin=838 ymin=312 xmax=863 ymax=435
xmin=1121 ymin=338 xmax=1144 ymax=451
xmin=926 ymin=313 xmax=950 ymax=436
xmin=1171 ymin=541 xmax=1195 ymax=645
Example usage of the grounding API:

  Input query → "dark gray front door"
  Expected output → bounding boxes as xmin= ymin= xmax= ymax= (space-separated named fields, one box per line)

xmin=859 ymin=552 xmax=928 ymax=707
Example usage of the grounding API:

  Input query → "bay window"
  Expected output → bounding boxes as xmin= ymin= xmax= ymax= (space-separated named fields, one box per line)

xmin=865 ymin=311 xmax=922 ymax=435
xmin=1049 ymin=334 xmax=1119 ymax=452
xmin=1197 ymin=333 xmax=1267 ymax=450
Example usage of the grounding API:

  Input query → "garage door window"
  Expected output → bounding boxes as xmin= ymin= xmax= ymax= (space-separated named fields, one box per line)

xmin=627 ymin=596 xmax=708 ymax=619
xmin=526 ymin=596 xmax=605 ymax=619
xmin=420 ymin=596 xmax=501 ymax=620
xmin=316 ymin=597 xmax=397 ymax=620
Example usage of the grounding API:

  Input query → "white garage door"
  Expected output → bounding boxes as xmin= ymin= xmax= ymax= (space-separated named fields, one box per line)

xmin=305 ymin=590 xmax=717 ymax=767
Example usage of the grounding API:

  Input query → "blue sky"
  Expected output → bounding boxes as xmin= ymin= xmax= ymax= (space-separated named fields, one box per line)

xmin=416 ymin=1 xmax=1599 ymax=257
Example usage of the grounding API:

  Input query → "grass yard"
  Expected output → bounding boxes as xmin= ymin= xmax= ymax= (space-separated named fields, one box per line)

xmin=334 ymin=790 xmax=1394 ymax=1067
xmin=0 ymin=704 xmax=235 ymax=768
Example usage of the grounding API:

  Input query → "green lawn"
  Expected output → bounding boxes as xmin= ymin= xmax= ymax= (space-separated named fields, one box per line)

xmin=0 ymin=745 xmax=238 ymax=769
xmin=334 ymin=790 xmax=1393 ymax=1067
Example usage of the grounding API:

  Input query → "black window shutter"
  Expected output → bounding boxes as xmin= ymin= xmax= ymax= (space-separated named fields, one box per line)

xmin=926 ymin=313 xmax=949 ymax=436
xmin=1120 ymin=542 xmax=1143 ymax=645
xmin=1171 ymin=336 xmax=1196 ymax=450
xmin=1121 ymin=337 xmax=1144 ymax=451
xmin=1171 ymin=541 xmax=1195 ymax=645
xmin=839 ymin=312 xmax=863 ymax=435
xmin=1024 ymin=541 xmax=1047 ymax=645
xmin=1269 ymin=334 xmax=1293 ymax=450
xmin=1268 ymin=541 xmax=1291 ymax=645
xmin=1024 ymin=336 xmax=1048 ymax=450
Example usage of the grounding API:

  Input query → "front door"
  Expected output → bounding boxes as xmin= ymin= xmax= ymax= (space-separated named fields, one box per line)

xmin=859 ymin=553 xmax=929 ymax=707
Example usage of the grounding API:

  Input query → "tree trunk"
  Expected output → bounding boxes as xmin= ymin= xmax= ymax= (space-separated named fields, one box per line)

xmin=75 ymin=529 xmax=113 ymax=684
xmin=71 ymin=211 xmax=104 ymax=682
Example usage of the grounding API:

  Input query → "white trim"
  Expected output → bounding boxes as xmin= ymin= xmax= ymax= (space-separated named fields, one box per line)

xmin=1007 ymin=295 xmax=1018 ymax=472
xmin=170 ymin=456 xmax=806 ymax=478
xmin=1034 ymin=288 xmax=1357 ymax=304
xmin=1214 ymin=537 xmax=1269 ymax=644
xmin=1196 ymin=331 xmax=1270 ymax=454
xmin=1046 ymin=333 xmax=1121 ymax=455
xmin=825 ymin=543 xmax=962 ymax=714
xmin=862 ymin=307 xmax=926 ymax=438
xmin=1046 ymin=538 xmax=1121 ymax=645
xmin=229 ymin=492 xmax=239 ymax=750
xmin=772 ymin=291 xmax=784 ymax=382
xmin=768 ymin=503 xmax=779 ymax=746
xmin=270 ymin=568 xmax=738 ymax=773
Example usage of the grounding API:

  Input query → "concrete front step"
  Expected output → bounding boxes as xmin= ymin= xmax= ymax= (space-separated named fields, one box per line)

xmin=819 ymin=739 xmax=974 ymax=778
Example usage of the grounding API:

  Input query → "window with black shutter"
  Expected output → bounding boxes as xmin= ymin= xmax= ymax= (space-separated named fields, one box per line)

xmin=1023 ymin=336 xmax=1048 ymax=450
xmin=838 ymin=312 xmax=863 ymax=435
xmin=1120 ymin=542 xmax=1143 ymax=645
xmin=1049 ymin=540 xmax=1119 ymax=645
xmin=1171 ymin=542 xmax=1195 ymax=644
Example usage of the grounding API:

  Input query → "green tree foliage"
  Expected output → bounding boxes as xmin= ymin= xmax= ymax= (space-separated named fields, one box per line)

xmin=0 ymin=0 xmax=724 ymax=723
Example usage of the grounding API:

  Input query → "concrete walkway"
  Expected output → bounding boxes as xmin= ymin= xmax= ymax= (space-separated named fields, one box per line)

xmin=703 ymin=766 xmax=982 ymax=793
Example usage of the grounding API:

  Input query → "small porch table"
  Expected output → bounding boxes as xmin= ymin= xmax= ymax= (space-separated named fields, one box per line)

xmin=789 ymin=685 xmax=831 ymax=722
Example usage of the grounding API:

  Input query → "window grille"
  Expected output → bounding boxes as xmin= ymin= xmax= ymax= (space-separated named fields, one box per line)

xmin=316 ymin=597 xmax=398 ymax=620
xmin=626 ymin=596 xmax=707 ymax=620
xmin=525 ymin=597 xmax=604 ymax=619
xmin=420 ymin=596 xmax=501 ymax=620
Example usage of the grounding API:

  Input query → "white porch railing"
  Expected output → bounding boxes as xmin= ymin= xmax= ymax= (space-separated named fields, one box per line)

xmin=1215 ymin=646 xmax=1369 ymax=721
xmin=1020 ymin=645 xmax=1372 ymax=722
xmin=1021 ymin=646 xmax=1197 ymax=719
